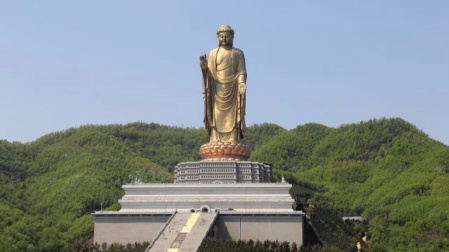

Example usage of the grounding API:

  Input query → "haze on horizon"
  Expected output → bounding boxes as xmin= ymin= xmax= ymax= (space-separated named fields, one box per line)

xmin=1 ymin=1 xmax=448 ymax=145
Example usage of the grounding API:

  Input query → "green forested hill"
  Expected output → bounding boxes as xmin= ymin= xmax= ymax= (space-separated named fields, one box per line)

xmin=1 ymin=119 xmax=448 ymax=251
xmin=254 ymin=118 xmax=449 ymax=251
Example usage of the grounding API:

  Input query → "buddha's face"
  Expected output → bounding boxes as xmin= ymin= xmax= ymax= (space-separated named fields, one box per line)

xmin=218 ymin=32 xmax=233 ymax=47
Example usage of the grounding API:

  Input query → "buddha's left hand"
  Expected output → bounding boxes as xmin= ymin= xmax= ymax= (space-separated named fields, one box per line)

xmin=239 ymin=83 xmax=246 ymax=95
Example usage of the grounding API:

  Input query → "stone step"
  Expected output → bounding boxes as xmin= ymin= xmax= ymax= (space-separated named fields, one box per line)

xmin=149 ymin=213 xmax=191 ymax=252
xmin=178 ymin=213 xmax=218 ymax=252
xmin=148 ymin=212 xmax=218 ymax=252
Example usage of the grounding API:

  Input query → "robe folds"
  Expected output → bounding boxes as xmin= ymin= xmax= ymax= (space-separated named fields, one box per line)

xmin=202 ymin=47 xmax=247 ymax=142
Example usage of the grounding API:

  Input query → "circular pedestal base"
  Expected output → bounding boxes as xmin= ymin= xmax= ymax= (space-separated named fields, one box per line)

xmin=199 ymin=141 xmax=251 ymax=161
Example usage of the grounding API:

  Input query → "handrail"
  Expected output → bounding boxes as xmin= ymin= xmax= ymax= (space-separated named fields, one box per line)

xmin=198 ymin=211 xmax=219 ymax=243
xmin=144 ymin=209 xmax=177 ymax=252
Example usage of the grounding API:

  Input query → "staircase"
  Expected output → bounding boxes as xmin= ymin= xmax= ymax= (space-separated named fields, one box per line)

xmin=148 ymin=212 xmax=218 ymax=252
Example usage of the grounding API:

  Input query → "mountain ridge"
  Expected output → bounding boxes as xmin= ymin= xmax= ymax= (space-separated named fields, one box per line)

xmin=1 ymin=118 xmax=448 ymax=251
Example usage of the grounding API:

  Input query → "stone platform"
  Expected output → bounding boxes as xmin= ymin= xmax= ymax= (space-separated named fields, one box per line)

xmin=93 ymin=160 xmax=304 ymax=250
xmin=93 ymin=183 xmax=304 ymax=249
xmin=118 ymin=183 xmax=295 ymax=213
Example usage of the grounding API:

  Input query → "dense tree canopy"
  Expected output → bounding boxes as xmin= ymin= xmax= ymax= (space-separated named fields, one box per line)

xmin=0 ymin=118 xmax=448 ymax=251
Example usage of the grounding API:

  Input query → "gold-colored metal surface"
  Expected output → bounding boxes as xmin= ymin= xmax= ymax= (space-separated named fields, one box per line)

xmin=199 ymin=140 xmax=250 ymax=161
xmin=200 ymin=24 xmax=247 ymax=144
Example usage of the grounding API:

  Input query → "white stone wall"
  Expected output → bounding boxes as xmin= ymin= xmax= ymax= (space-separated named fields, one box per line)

xmin=118 ymin=183 xmax=295 ymax=213
xmin=93 ymin=213 xmax=303 ymax=248
xmin=216 ymin=214 xmax=303 ymax=246
xmin=93 ymin=215 xmax=169 ymax=246
xmin=93 ymin=182 xmax=304 ymax=248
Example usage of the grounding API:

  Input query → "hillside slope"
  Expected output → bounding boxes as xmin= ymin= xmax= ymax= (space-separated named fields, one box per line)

xmin=1 ymin=119 xmax=448 ymax=251
xmin=0 ymin=122 xmax=284 ymax=252
xmin=254 ymin=118 xmax=449 ymax=251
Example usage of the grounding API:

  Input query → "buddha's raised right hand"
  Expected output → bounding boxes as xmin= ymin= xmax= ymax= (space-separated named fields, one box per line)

xmin=199 ymin=54 xmax=208 ymax=70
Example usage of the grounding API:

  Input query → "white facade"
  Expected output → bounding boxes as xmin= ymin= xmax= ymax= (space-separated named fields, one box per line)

xmin=174 ymin=161 xmax=272 ymax=184
xmin=93 ymin=161 xmax=304 ymax=250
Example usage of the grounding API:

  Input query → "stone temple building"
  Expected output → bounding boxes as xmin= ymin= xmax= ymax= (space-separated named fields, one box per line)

xmin=173 ymin=161 xmax=272 ymax=183
xmin=93 ymin=160 xmax=304 ymax=251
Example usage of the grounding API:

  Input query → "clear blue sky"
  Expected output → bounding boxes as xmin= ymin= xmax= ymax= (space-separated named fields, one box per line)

xmin=1 ymin=1 xmax=448 ymax=145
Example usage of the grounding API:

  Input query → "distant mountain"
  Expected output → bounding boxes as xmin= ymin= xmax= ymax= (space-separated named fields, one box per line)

xmin=0 ymin=119 xmax=448 ymax=251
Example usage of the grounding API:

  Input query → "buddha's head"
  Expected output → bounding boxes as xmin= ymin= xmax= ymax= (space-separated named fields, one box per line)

xmin=216 ymin=24 xmax=234 ymax=47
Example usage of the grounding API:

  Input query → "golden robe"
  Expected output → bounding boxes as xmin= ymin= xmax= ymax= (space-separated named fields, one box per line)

xmin=202 ymin=47 xmax=247 ymax=142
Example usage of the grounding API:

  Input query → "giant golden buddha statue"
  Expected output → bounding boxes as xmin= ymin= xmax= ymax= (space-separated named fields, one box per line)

xmin=199 ymin=24 xmax=250 ymax=160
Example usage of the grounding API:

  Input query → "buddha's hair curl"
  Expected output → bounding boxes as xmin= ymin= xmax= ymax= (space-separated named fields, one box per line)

xmin=216 ymin=24 xmax=234 ymax=36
